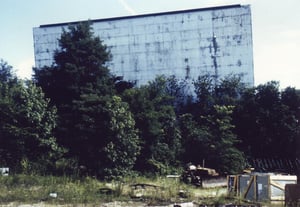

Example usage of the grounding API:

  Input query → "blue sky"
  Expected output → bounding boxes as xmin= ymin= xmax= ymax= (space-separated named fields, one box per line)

xmin=1 ymin=0 xmax=300 ymax=88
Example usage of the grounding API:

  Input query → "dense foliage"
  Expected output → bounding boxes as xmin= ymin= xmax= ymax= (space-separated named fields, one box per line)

xmin=0 ymin=22 xmax=299 ymax=177
xmin=33 ymin=22 xmax=140 ymax=178
xmin=122 ymin=76 xmax=182 ymax=173
xmin=0 ymin=60 xmax=62 ymax=173
xmin=233 ymin=82 xmax=300 ymax=159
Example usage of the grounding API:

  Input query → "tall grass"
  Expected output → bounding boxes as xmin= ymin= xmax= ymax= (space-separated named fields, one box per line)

xmin=0 ymin=175 xmax=109 ymax=204
xmin=0 ymin=174 xmax=236 ymax=205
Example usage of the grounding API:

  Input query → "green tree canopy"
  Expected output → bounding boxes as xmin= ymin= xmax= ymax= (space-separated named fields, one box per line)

xmin=33 ymin=22 xmax=140 ymax=177
xmin=0 ymin=59 xmax=15 ymax=83
xmin=0 ymin=60 xmax=62 ymax=173
xmin=179 ymin=106 xmax=245 ymax=174
xmin=122 ymin=76 xmax=182 ymax=173
xmin=234 ymin=82 xmax=300 ymax=160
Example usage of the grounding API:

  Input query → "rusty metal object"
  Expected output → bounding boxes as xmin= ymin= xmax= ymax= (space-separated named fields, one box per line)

xmin=181 ymin=164 xmax=219 ymax=187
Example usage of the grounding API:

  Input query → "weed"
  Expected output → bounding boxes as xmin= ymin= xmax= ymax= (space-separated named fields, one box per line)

xmin=0 ymin=174 xmax=267 ymax=206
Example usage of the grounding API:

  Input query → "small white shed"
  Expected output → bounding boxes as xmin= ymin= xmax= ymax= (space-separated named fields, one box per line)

xmin=227 ymin=173 xmax=297 ymax=201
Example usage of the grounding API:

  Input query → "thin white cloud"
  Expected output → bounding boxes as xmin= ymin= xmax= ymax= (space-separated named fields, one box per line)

xmin=118 ymin=0 xmax=137 ymax=15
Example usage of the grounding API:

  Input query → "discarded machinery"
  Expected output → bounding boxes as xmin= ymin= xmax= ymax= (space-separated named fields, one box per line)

xmin=181 ymin=164 xmax=219 ymax=187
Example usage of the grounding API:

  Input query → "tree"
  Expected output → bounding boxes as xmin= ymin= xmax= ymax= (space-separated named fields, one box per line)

xmin=193 ymin=74 xmax=215 ymax=116
xmin=178 ymin=113 xmax=212 ymax=164
xmin=34 ymin=22 xmax=140 ymax=177
xmin=103 ymin=96 xmax=140 ymax=178
xmin=204 ymin=105 xmax=245 ymax=174
xmin=232 ymin=87 xmax=258 ymax=156
xmin=33 ymin=22 xmax=113 ymax=106
xmin=234 ymin=82 xmax=300 ymax=160
xmin=165 ymin=75 xmax=194 ymax=114
xmin=281 ymin=87 xmax=300 ymax=111
xmin=177 ymin=74 xmax=246 ymax=173
xmin=179 ymin=105 xmax=245 ymax=174
xmin=215 ymin=74 xmax=245 ymax=106
xmin=0 ymin=59 xmax=15 ymax=83
xmin=193 ymin=74 xmax=246 ymax=117
xmin=122 ymin=76 xmax=182 ymax=173
xmin=0 ymin=61 xmax=61 ymax=173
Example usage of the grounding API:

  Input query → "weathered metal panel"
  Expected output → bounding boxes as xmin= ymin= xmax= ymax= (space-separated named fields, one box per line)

xmin=256 ymin=175 xmax=269 ymax=202
xmin=33 ymin=5 xmax=254 ymax=87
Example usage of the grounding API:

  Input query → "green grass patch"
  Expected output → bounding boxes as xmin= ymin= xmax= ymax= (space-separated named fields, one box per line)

xmin=0 ymin=174 xmax=266 ymax=206
xmin=0 ymin=175 xmax=109 ymax=204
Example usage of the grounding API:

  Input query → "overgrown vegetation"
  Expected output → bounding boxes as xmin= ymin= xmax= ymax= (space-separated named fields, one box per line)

xmin=0 ymin=174 xmax=233 ymax=205
xmin=1 ymin=174 xmax=281 ymax=206
xmin=0 ymin=21 xmax=299 ymax=180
